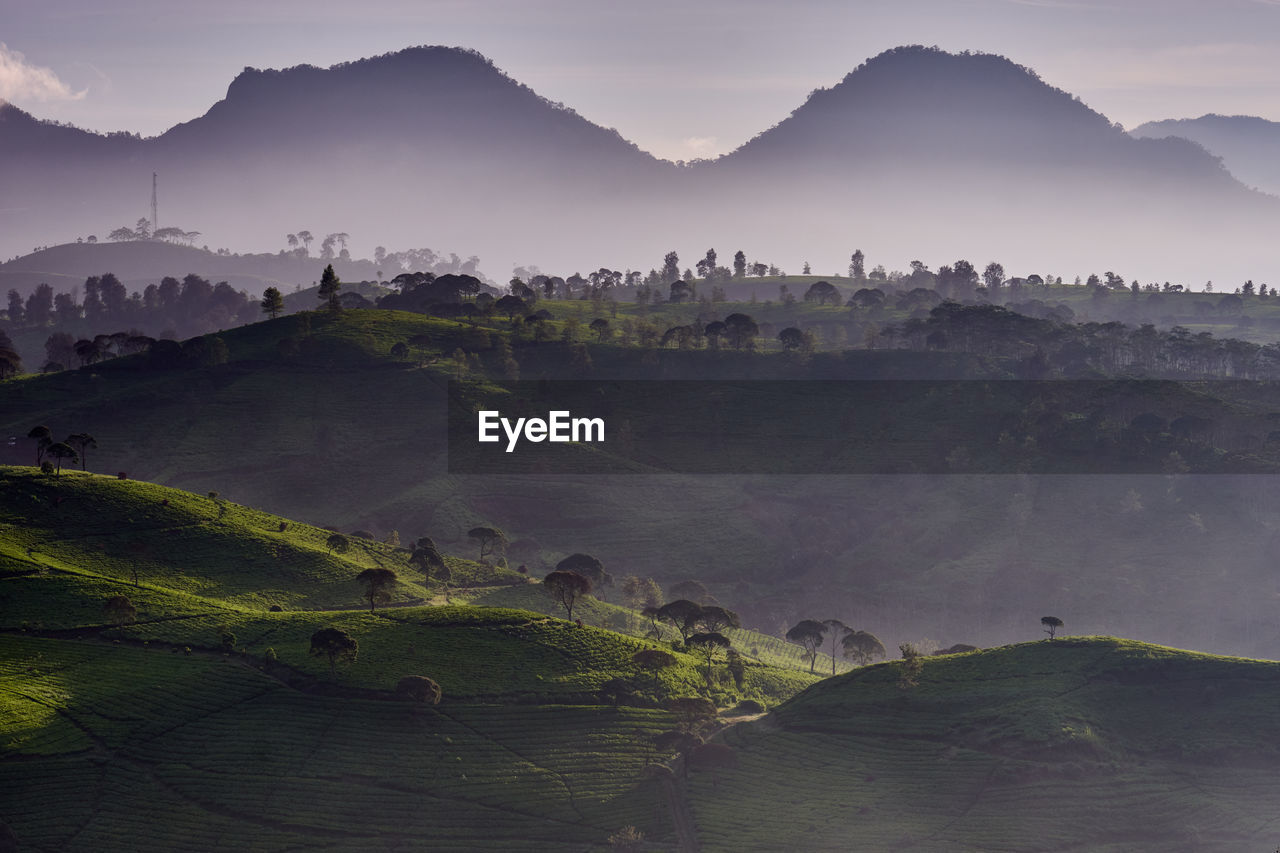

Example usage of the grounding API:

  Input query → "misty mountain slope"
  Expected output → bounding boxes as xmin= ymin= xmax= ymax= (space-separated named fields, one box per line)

xmin=714 ymin=46 xmax=1245 ymax=189
xmin=4 ymin=44 xmax=1279 ymax=280
xmin=687 ymin=637 xmax=1280 ymax=852
xmin=1132 ymin=113 xmax=1280 ymax=196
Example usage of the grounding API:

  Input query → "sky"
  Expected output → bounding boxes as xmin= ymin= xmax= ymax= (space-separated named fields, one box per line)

xmin=2 ymin=0 xmax=1280 ymax=161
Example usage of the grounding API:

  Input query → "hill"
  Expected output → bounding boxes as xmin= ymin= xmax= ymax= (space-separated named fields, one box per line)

xmin=8 ymin=308 xmax=1280 ymax=662
xmin=685 ymin=637 xmax=1280 ymax=851
xmin=1131 ymin=113 xmax=1280 ymax=197
xmin=0 ymin=467 xmax=822 ymax=849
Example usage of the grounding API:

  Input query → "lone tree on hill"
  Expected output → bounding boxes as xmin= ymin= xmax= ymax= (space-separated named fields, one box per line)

xmin=1041 ymin=616 xmax=1064 ymax=639
xmin=786 ymin=620 xmax=827 ymax=673
xmin=468 ymin=526 xmax=506 ymax=562
xmin=356 ymin=568 xmax=398 ymax=611
xmin=543 ymin=570 xmax=592 ymax=621
xmin=318 ymin=264 xmax=342 ymax=311
xmin=309 ymin=627 xmax=358 ymax=677
xmin=326 ymin=533 xmax=350 ymax=555
xmin=842 ymin=630 xmax=887 ymax=666
xmin=631 ymin=648 xmax=678 ymax=688
xmin=45 ymin=442 xmax=79 ymax=476
xmin=396 ymin=675 xmax=442 ymax=706
xmin=261 ymin=286 xmax=285 ymax=319
xmin=65 ymin=433 xmax=96 ymax=470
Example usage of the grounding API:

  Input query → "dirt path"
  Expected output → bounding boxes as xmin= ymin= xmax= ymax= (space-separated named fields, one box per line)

xmin=661 ymin=772 xmax=701 ymax=853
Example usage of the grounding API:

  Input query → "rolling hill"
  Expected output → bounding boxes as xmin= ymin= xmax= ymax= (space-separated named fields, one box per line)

xmin=686 ymin=637 xmax=1280 ymax=851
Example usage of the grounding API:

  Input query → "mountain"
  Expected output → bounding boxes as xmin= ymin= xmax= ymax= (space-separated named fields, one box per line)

xmin=1131 ymin=113 xmax=1280 ymax=197
xmin=3 ymin=45 xmax=1278 ymax=288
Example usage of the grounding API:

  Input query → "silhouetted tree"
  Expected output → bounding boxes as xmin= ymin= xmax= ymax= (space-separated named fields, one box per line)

xmin=732 ymin=250 xmax=747 ymax=279
xmin=467 ymin=526 xmax=506 ymax=562
xmin=803 ymin=280 xmax=840 ymax=305
xmin=356 ymin=568 xmax=398 ymax=611
xmin=657 ymin=599 xmax=704 ymax=643
xmin=310 ymin=627 xmax=358 ymax=676
xmin=65 ymin=433 xmax=96 ymax=470
xmin=27 ymin=426 xmax=52 ymax=466
xmin=326 ymin=533 xmax=350 ymax=555
xmin=687 ymin=632 xmax=731 ymax=685
xmin=45 ymin=442 xmax=78 ymax=475
xmin=842 ymin=630 xmax=886 ymax=666
xmin=786 ymin=620 xmax=826 ymax=673
xmin=821 ymin=619 xmax=852 ymax=675
xmin=1041 ymin=615 xmax=1064 ymax=639
xmin=555 ymin=553 xmax=610 ymax=588
xmin=261 ymin=287 xmax=284 ymax=319
xmin=544 ymin=570 xmax=592 ymax=620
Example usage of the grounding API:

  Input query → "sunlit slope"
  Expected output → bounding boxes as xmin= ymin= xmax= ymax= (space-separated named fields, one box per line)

xmin=684 ymin=637 xmax=1280 ymax=852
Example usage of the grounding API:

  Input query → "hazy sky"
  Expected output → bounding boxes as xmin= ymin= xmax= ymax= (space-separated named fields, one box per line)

xmin=3 ymin=0 xmax=1280 ymax=161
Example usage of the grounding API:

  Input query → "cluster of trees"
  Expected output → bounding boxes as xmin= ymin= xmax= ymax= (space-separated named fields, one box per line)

xmin=108 ymin=218 xmax=202 ymax=246
xmin=27 ymin=425 xmax=96 ymax=475
xmin=785 ymin=619 xmax=886 ymax=673
xmin=4 ymin=273 xmax=259 ymax=372
xmin=881 ymin=301 xmax=1280 ymax=379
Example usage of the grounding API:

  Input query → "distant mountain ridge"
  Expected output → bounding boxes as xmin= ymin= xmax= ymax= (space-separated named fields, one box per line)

xmin=1131 ymin=113 xmax=1280 ymax=196
xmin=1 ymin=45 xmax=1277 ymax=283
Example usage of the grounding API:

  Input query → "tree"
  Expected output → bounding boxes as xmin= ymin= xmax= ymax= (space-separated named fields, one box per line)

xmin=983 ymin=262 xmax=1005 ymax=291
xmin=661 ymin=251 xmax=681 ymax=283
xmin=657 ymin=599 xmax=704 ymax=643
xmin=396 ymin=674 xmax=442 ymax=705
xmin=65 ymin=433 xmax=97 ymax=471
xmin=697 ymin=606 xmax=740 ymax=635
xmin=723 ymin=313 xmax=759 ymax=350
xmin=778 ymin=327 xmax=807 ymax=352
xmin=589 ymin=317 xmax=611 ymax=341
xmin=841 ymin=630 xmax=886 ymax=666
xmin=666 ymin=696 xmax=717 ymax=733
xmin=356 ymin=568 xmax=398 ymax=611
xmin=631 ymin=648 xmax=678 ymax=688
xmin=732 ymin=250 xmax=747 ymax=279
xmin=668 ymin=579 xmax=707 ymax=603
xmin=1041 ymin=615 xmax=1064 ymax=639
xmin=103 ymin=595 xmax=137 ymax=625
xmin=317 ymin=264 xmax=342 ymax=311
xmin=898 ymin=643 xmax=923 ymax=690
xmin=310 ymin=627 xmax=358 ymax=676
xmin=556 ymin=553 xmax=610 ymax=588
xmin=45 ymin=442 xmax=78 ymax=475
xmin=326 ymin=533 xmax=350 ymax=555
xmin=849 ymin=250 xmax=866 ymax=283
xmin=409 ymin=537 xmax=445 ymax=580
xmin=544 ymin=570 xmax=592 ymax=620
xmin=821 ymin=619 xmax=852 ymax=675
xmin=261 ymin=287 xmax=284 ymax=319
xmin=467 ymin=526 xmax=506 ymax=562
xmin=687 ymin=632 xmax=731 ymax=685
xmin=803 ymin=280 xmax=840 ymax=305
xmin=786 ymin=620 xmax=827 ymax=673
xmin=27 ymin=426 xmax=52 ymax=466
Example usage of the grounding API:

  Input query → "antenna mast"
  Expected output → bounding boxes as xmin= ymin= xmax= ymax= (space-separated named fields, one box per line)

xmin=151 ymin=172 xmax=158 ymax=235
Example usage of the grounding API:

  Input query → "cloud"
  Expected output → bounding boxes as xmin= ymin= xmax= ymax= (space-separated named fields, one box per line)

xmin=0 ymin=43 xmax=86 ymax=103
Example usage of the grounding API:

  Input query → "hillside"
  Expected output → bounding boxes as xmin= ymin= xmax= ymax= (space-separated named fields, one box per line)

xmin=685 ymin=637 xmax=1280 ymax=851
xmin=8 ymin=308 xmax=1280 ymax=661
xmin=1132 ymin=114 xmax=1280 ymax=197
xmin=0 ymin=467 xmax=824 ymax=849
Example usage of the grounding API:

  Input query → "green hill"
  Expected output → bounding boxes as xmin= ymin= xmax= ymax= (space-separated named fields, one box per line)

xmin=684 ymin=637 xmax=1280 ymax=851
xmin=0 ymin=469 xmax=824 ymax=850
